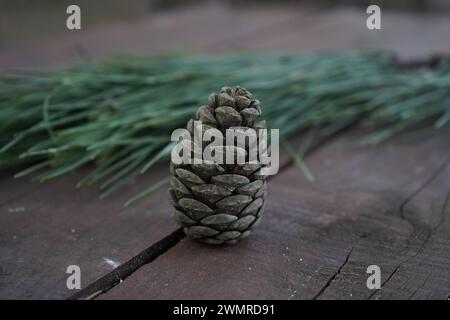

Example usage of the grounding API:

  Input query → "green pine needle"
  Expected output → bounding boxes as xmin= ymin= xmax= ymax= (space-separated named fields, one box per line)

xmin=123 ymin=177 xmax=170 ymax=207
xmin=0 ymin=51 xmax=449 ymax=203
xmin=282 ymin=141 xmax=315 ymax=182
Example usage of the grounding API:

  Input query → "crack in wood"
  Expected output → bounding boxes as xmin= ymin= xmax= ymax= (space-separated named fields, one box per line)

xmin=368 ymin=160 xmax=450 ymax=300
xmin=75 ymin=122 xmax=356 ymax=300
xmin=69 ymin=228 xmax=185 ymax=300
xmin=399 ymin=158 xmax=450 ymax=221
xmin=311 ymin=246 xmax=354 ymax=300
xmin=367 ymin=264 xmax=401 ymax=300
xmin=407 ymin=273 xmax=432 ymax=300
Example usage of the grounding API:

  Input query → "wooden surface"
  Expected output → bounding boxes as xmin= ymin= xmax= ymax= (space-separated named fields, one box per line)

xmin=100 ymin=128 xmax=450 ymax=300
xmin=2 ymin=5 xmax=450 ymax=69
xmin=0 ymin=163 xmax=179 ymax=299
xmin=1 ymin=5 xmax=450 ymax=300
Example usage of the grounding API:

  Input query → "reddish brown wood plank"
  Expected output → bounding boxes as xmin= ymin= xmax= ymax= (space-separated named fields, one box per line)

xmin=100 ymin=127 xmax=450 ymax=299
xmin=0 ymin=171 xmax=40 ymax=208
xmin=0 ymin=6 xmax=301 ymax=68
xmin=6 ymin=6 xmax=450 ymax=69
xmin=0 ymin=6 xmax=304 ymax=300
xmin=215 ymin=8 xmax=450 ymax=60
xmin=1 ymin=4 xmax=450 ymax=301
xmin=367 ymin=163 xmax=450 ymax=300
xmin=0 ymin=163 xmax=180 ymax=299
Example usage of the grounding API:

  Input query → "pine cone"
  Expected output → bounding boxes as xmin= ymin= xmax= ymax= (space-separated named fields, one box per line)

xmin=169 ymin=86 xmax=267 ymax=245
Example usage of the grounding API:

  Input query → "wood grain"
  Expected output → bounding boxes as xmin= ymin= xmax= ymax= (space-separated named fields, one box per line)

xmin=0 ymin=6 xmax=300 ymax=68
xmin=100 ymin=127 xmax=450 ymax=299
xmin=0 ymin=163 xmax=180 ymax=299
xmin=1 ymin=5 xmax=450 ymax=300
xmin=3 ymin=6 xmax=450 ymax=69
xmin=0 ymin=5 xmax=304 ymax=299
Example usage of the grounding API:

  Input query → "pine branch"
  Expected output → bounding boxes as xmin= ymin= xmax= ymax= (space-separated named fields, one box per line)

xmin=0 ymin=52 xmax=449 ymax=202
